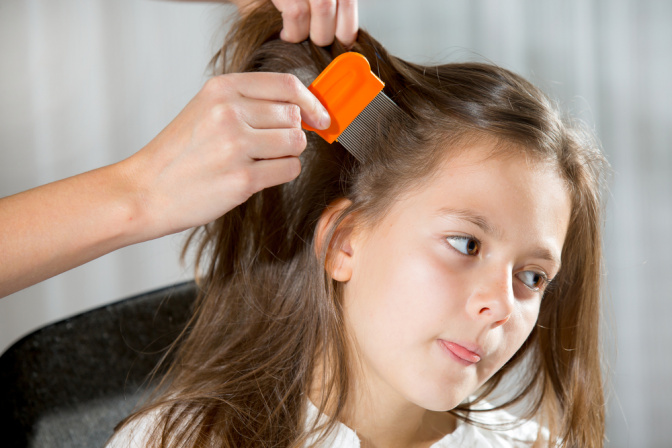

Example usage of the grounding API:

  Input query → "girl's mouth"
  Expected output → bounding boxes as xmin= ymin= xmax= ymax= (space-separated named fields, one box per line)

xmin=438 ymin=340 xmax=482 ymax=365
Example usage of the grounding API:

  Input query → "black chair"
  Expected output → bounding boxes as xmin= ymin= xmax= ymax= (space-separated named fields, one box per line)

xmin=0 ymin=281 xmax=197 ymax=448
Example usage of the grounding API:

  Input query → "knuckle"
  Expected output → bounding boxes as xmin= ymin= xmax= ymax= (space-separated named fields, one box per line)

xmin=288 ymin=129 xmax=307 ymax=154
xmin=211 ymin=103 xmax=238 ymax=125
xmin=280 ymin=73 xmax=303 ymax=96
xmin=202 ymin=77 xmax=218 ymax=94
xmin=286 ymin=104 xmax=302 ymax=125
xmin=232 ymin=167 xmax=256 ymax=196
xmin=227 ymin=133 xmax=247 ymax=153
xmin=283 ymin=2 xmax=309 ymax=20
xmin=310 ymin=99 xmax=323 ymax=119
xmin=311 ymin=0 xmax=335 ymax=15
xmin=203 ymin=75 xmax=228 ymax=94
xmin=218 ymin=138 xmax=239 ymax=164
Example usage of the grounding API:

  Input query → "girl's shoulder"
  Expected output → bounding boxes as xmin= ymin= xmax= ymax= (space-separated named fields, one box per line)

xmin=105 ymin=416 xmax=151 ymax=448
xmin=105 ymin=407 xmax=166 ymax=448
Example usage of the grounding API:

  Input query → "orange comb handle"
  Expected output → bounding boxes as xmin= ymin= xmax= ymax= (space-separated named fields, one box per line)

xmin=302 ymin=52 xmax=384 ymax=143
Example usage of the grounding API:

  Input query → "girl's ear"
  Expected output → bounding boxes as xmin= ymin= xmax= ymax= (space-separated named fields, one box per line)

xmin=315 ymin=199 xmax=356 ymax=282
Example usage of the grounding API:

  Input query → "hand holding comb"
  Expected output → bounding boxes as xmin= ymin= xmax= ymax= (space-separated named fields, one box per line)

xmin=301 ymin=52 xmax=403 ymax=162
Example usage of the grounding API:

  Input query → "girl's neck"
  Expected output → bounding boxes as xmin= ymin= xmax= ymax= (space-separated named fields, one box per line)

xmin=308 ymin=366 xmax=457 ymax=448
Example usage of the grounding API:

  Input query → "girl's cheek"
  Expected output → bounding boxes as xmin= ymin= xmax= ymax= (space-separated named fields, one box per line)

xmin=523 ymin=303 xmax=542 ymax=334
xmin=400 ymin=248 xmax=466 ymax=317
xmin=505 ymin=301 xmax=541 ymax=348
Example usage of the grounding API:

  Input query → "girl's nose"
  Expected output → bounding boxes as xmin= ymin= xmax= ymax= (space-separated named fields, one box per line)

xmin=465 ymin=268 xmax=515 ymax=328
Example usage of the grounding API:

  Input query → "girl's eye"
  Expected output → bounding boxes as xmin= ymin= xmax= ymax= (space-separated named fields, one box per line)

xmin=446 ymin=236 xmax=480 ymax=256
xmin=516 ymin=271 xmax=548 ymax=291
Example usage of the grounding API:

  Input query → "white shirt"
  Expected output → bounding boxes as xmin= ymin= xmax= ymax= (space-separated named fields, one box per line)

xmin=302 ymin=399 xmax=542 ymax=447
xmin=107 ymin=399 xmax=542 ymax=447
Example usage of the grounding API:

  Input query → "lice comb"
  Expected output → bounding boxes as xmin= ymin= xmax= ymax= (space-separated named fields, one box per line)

xmin=302 ymin=52 xmax=403 ymax=163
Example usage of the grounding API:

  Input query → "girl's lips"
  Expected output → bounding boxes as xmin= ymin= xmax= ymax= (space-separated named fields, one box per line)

xmin=438 ymin=340 xmax=482 ymax=364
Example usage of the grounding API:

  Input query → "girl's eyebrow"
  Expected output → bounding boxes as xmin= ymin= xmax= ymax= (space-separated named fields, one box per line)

xmin=434 ymin=206 xmax=562 ymax=270
xmin=435 ymin=207 xmax=503 ymax=238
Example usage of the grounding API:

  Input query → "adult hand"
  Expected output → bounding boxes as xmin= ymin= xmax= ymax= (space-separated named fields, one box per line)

xmin=124 ymin=72 xmax=331 ymax=240
xmin=232 ymin=0 xmax=358 ymax=47
xmin=0 ymin=72 xmax=329 ymax=298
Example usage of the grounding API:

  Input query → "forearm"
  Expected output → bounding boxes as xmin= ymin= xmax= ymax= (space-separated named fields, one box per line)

xmin=0 ymin=67 xmax=331 ymax=299
xmin=0 ymin=160 xmax=146 ymax=298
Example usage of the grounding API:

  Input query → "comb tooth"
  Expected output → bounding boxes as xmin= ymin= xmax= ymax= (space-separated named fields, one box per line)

xmin=337 ymin=92 xmax=404 ymax=163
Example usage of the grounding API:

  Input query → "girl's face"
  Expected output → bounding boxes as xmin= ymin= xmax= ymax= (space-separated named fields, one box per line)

xmin=338 ymin=142 xmax=571 ymax=412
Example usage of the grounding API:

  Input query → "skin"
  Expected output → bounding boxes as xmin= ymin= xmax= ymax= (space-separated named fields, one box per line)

xmin=0 ymin=0 xmax=357 ymax=298
xmin=227 ymin=0 xmax=359 ymax=47
xmin=0 ymin=71 xmax=329 ymax=298
xmin=313 ymin=141 xmax=572 ymax=448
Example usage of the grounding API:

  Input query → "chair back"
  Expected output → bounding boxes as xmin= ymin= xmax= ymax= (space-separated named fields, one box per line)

xmin=0 ymin=281 xmax=196 ymax=448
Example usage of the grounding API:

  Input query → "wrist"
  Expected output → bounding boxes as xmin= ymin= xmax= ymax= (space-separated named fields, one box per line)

xmin=110 ymin=153 xmax=158 ymax=245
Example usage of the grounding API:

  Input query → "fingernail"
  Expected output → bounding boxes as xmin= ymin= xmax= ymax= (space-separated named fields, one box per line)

xmin=319 ymin=109 xmax=331 ymax=129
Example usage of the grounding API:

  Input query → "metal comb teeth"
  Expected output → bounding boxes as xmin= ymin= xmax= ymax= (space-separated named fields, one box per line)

xmin=336 ymin=91 xmax=404 ymax=163
xmin=301 ymin=52 xmax=406 ymax=164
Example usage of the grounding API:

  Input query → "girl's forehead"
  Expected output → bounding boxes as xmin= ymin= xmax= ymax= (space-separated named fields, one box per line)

xmin=402 ymin=140 xmax=564 ymax=204
xmin=376 ymin=142 xmax=571 ymax=240
xmin=437 ymin=138 xmax=556 ymax=172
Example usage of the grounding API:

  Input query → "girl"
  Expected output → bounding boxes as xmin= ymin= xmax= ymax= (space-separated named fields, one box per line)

xmin=108 ymin=3 xmax=608 ymax=447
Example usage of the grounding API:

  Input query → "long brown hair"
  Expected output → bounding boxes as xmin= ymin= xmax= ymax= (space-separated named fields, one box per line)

xmin=113 ymin=3 xmax=608 ymax=447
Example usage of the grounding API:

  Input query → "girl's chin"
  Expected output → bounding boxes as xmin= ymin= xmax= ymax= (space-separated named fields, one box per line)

xmin=407 ymin=390 xmax=470 ymax=413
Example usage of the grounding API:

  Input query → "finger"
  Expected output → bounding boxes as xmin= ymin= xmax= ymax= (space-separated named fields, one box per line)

xmin=309 ymin=0 xmax=337 ymax=46
xmin=238 ymin=98 xmax=303 ymax=130
xmin=245 ymin=128 xmax=307 ymax=160
xmin=231 ymin=72 xmax=330 ymax=130
xmin=273 ymin=0 xmax=310 ymax=43
xmin=250 ymin=156 xmax=303 ymax=190
xmin=335 ymin=0 xmax=358 ymax=47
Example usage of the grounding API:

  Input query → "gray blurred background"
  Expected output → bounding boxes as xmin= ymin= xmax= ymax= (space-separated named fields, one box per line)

xmin=1 ymin=0 xmax=670 ymax=446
